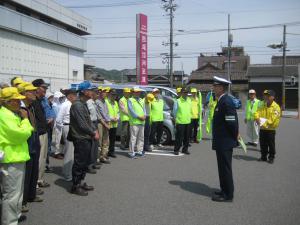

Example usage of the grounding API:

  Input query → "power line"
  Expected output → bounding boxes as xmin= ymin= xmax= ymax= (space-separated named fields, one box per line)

xmin=65 ymin=0 xmax=158 ymax=8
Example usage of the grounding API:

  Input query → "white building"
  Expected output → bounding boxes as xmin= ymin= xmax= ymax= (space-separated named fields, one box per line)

xmin=0 ymin=0 xmax=91 ymax=91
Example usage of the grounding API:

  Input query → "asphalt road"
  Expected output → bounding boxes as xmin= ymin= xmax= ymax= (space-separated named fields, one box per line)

xmin=23 ymin=116 xmax=300 ymax=225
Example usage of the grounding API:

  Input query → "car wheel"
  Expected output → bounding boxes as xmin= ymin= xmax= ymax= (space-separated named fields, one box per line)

xmin=160 ymin=126 xmax=171 ymax=145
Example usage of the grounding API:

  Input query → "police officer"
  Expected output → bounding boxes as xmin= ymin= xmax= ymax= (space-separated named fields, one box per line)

xmin=173 ymin=87 xmax=192 ymax=155
xmin=211 ymin=76 xmax=239 ymax=202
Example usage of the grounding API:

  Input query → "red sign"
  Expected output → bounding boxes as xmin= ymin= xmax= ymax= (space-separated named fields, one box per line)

xmin=136 ymin=14 xmax=148 ymax=85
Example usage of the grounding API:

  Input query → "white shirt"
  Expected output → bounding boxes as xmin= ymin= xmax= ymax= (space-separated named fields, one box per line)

xmin=56 ymin=100 xmax=72 ymax=127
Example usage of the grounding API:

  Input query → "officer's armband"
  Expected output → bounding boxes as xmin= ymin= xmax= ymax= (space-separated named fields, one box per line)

xmin=225 ymin=115 xmax=236 ymax=122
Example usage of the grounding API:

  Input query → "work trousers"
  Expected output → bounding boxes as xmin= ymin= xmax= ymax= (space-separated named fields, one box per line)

xmin=150 ymin=121 xmax=163 ymax=145
xmin=259 ymin=129 xmax=276 ymax=160
xmin=190 ymin=118 xmax=199 ymax=141
xmin=62 ymin=125 xmax=74 ymax=181
xmin=38 ymin=133 xmax=48 ymax=182
xmin=98 ymin=123 xmax=109 ymax=160
xmin=109 ymin=127 xmax=117 ymax=154
xmin=1 ymin=163 xmax=25 ymax=225
xmin=72 ymin=139 xmax=92 ymax=185
xmin=143 ymin=116 xmax=151 ymax=151
xmin=23 ymin=152 xmax=39 ymax=205
xmin=129 ymin=125 xmax=144 ymax=154
xmin=120 ymin=121 xmax=130 ymax=148
xmin=247 ymin=120 xmax=259 ymax=144
xmin=174 ymin=124 xmax=190 ymax=153
xmin=89 ymin=121 xmax=99 ymax=167
xmin=216 ymin=149 xmax=234 ymax=199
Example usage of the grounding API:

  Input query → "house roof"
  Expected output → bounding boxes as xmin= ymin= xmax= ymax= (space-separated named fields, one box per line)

xmin=189 ymin=70 xmax=247 ymax=81
xmin=246 ymin=65 xmax=298 ymax=77
xmin=123 ymin=69 xmax=186 ymax=76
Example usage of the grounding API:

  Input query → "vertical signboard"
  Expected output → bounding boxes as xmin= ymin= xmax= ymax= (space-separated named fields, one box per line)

xmin=136 ymin=13 xmax=148 ymax=85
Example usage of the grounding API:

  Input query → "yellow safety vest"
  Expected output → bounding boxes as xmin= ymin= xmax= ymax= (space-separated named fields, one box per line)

xmin=245 ymin=99 xmax=260 ymax=121
xmin=150 ymin=98 xmax=164 ymax=122
xmin=128 ymin=97 xmax=145 ymax=125
xmin=176 ymin=97 xmax=192 ymax=124
xmin=106 ymin=99 xmax=119 ymax=128
xmin=191 ymin=97 xmax=199 ymax=119
xmin=119 ymin=96 xmax=129 ymax=122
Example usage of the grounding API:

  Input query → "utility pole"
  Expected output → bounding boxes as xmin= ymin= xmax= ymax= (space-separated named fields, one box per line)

xmin=282 ymin=25 xmax=287 ymax=111
xmin=227 ymin=14 xmax=233 ymax=93
xmin=162 ymin=0 xmax=177 ymax=88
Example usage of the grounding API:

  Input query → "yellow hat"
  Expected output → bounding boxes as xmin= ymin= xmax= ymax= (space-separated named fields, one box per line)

xmin=123 ymin=88 xmax=131 ymax=93
xmin=103 ymin=87 xmax=111 ymax=93
xmin=0 ymin=87 xmax=26 ymax=100
xmin=18 ymin=82 xmax=37 ymax=93
xmin=98 ymin=86 xmax=103 ymax=91
xmin=176 ymin=87 xmax=182 ymax=93
xmin=190 ymin=88 xmax=197 ymax=93
xmin=12 ymin=77 xmax=25 ymax=86
xmin=146 ymin=93 xmax=154 ymax=102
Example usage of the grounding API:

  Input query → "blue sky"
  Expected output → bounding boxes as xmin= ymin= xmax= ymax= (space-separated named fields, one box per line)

xmin=57 ymin=0 xmax=300 ymax=74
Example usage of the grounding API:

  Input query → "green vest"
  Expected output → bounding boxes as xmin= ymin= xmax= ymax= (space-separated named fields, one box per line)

xmin=206 ymin=93 xmax=217 ymax=134
xmin=245 ymin=99 xmax=260 ymax=121
xmin=106 ymin=99 xmax=119 ymax=128
xmin=176 ymin=97 xmax=192 ymax=125
xmin=119 ymin=96 xmax=129 ymax=122
xmin=0 ymin=106 xmax=33 ymax=163
xmin=129 ymin=97 xmax=145 ymax=125
xmin=150 ymin=98 xmax=164 ymax=122
xmin=191 ymin=97 xmax=199 ymax=119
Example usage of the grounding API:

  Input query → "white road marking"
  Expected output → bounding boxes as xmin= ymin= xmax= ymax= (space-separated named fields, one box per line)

xmin=114 ymin=148 xmax=184 ymax=157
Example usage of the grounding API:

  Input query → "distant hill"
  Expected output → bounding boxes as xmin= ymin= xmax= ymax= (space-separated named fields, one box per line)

xmin=93 ymin=68 xmax=124 ymax=82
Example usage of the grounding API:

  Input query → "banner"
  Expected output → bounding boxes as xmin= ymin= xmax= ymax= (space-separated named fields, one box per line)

xmin=136 ymin=13 xmax=148 ymax=85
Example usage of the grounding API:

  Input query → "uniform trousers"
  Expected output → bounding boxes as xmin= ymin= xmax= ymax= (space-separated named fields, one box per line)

xmin=149 ymin=121 xmax=163 ymax=145
xmin=190 ymin=118 xmax=199 ymax=141
xmin=62 ymin=125 xmax=74 ymax=181
xmin=38 ymin=133 xmax=48 ymax=183
xmin=109 ymin=127 xmax=117 ymax=154
xmin=216 ymin=149 xmax=234 ymax=199
xmin=120 ymin=121 xmax=130 ymax=148
xmin=247 ymin=120 xmax=259 ymax=144
xmin=129 ymin=125 xmax=144 ymax=154
xmin=1 ymin=163 xmax=25 ymax=225
xmin=143 ymin=116 xmax=151 ymax=151
xmin=174 ymin=124 xmax=190 ymax=153
xmin=259 ymin=129 xmax=276 ymax=160
xmin=98 ymin=123 xmax=109 ymax=160
xmin=72 ymin=139 xmax=92 ymax=185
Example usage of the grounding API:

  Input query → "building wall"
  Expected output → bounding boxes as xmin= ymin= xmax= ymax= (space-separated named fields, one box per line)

xmin=0 ymin=28 xmax=84 ymax=91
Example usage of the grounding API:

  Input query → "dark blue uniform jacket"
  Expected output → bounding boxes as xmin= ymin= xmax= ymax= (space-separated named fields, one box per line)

xmin=212 ymin=94 xmax=239 ymax=151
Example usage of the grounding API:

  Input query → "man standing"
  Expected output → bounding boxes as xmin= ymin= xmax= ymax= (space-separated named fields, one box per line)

xmin=211 ymin=76 xmax=239 ymax=202
xmin=255 ymin=90 xmax=281 ymax=164
xmin=31 ymin=79 xmax=51 ymax=188
xmin=68 ymin=81 xmax=99 ymax=196
xmin=190 ymin=88 xmax=200 ymax=143
xmin=95 ymin=87 xmax=111 ymax=164
xmin=244 ymin=89 xmax=260 ymax=146
xmin=144 ymin=93 xmax=154 ymax=152
xmin=119 ymin=88 xmax=131 ymax=150
xmin=106 ymin=89 xmax=119 ymax=158
xmin=173 ymin=87 xmax=192 ymax=155
xmin=149 ymin=88 xmax=164 ymax=149
xmin=56 ymin=88 xmax=77 ymax=181
xmin=128 ymin=87 xmax=146 ymax=158
xmin=0 ymin=87 xmax=33 ymax=224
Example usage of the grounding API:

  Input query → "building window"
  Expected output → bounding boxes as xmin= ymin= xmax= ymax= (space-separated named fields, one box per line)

xmin=73 ymin=70 xmax=78 ymax=81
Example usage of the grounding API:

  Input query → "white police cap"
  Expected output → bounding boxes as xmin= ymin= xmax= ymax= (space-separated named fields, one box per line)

xmin=213 ymin=76 xmax=231 ymax=85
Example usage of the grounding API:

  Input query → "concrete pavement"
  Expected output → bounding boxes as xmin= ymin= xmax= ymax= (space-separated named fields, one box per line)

xmin=23 ymin=117 xmax=300 ymax=225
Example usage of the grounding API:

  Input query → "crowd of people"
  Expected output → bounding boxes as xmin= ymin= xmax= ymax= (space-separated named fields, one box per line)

xmin=0 ymin=75 xmax=281 ymax=224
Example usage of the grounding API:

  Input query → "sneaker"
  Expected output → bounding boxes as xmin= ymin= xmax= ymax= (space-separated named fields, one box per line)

xmin=22 ymin=205 xmax=29 ymax=213
xmin=128 ymin=153 xmax=137 ymax=159
xmin=157 ymin=144 xmax=164 ymax=148
xmin=100 ymin=158 xmax=111 ymax=164
xmin=136 ymin=151 xmax=145 ymax=157
xmin=38 ymin=181 xmax=50 ymax=188
xmin=149 ymin=145 xmax=154 ymax=150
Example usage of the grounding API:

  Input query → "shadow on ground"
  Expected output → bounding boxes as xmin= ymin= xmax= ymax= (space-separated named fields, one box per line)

xmin=54 ymin=178 xmax=72 ymax=192
xmin=233 ymin=155 xmax=258 ymax=161
xmin=169 ymin=180 xmax=217 ymax=197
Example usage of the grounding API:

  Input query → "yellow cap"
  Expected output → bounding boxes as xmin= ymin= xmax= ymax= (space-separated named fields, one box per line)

xmin=103 ymin=87 xmax=111 ymax=93
xmin=176 ymin=87 xmax=182 ymax=93
xmin=12 ymin=77 xmax=25 ymax=86
xmin=123 ymin=88 xmax=131 ymax=93
xmin=190 ymin=88 xmax=197 ymax=93
xmin=0 ymin=87 xmax=26 ymax=100
xmin=18 ymin=82 xmax=37 ymax=93
xmin=146 ymin=93 xmax=154 ymax=102
xmin=98 ymin=86 xmax=103 ymax=91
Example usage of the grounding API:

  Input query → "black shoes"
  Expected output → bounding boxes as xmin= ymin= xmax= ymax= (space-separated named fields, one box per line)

xmin=214 ymin=190 xmax=223 ymax=196
xmin=100 ymin=158 xmax=111 ymax=164
xmin=258 ymin=157 xmax=267 ymax=162
xmin=71 ymin=185 xmax=88 ymax=196
xmin=87 ymin=168 xmax=97 ymax=174
xmin=182 ymin=151 xmax=190 ymax=155
xmin=268 ymin=158 xmax=274 ymax=164
xmin=92 ymin=164 xmax=101 ymax=170
xmin=174 ymin=151 xmax=179 ymax=155
xmin=81 ymin=183 xmax=94 ymax=191
xmin=211 ymin=195 xmax=233 ymax=202
xmin=18 ymin=215 xmax=27 ymax=223
xmin=258 ymin=157 xmax=274 ymax=164
xmin=108 ymin=152 xmax=117 ymax=158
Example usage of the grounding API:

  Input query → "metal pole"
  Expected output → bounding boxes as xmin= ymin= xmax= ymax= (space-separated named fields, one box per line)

xmin=282 ymin=25 xmax=286 ymax=111
xmin=169 ymin=0 xmax=174 ymax=88
xmin=227 ymin=14 xmax=231 ymax=93
xmin=181 ymin=62 xmax=184 ymax=86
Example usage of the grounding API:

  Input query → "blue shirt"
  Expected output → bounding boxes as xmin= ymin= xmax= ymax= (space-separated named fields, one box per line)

xmin=128 ymin=97 xmax=146 ymax=119
xmin=41 ymin=97 xmax=56 ymax=120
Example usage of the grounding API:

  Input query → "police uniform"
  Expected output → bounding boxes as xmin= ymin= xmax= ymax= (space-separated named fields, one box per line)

xmin=211 ymin=76 xmax=239 ymax=202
